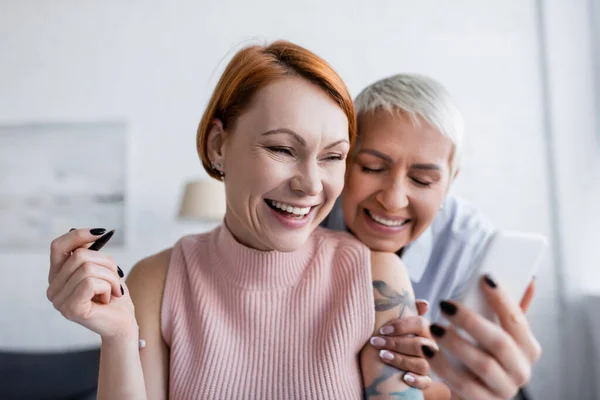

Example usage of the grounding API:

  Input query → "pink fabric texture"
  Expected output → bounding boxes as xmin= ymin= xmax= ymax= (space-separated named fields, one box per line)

xmin=161 ymin=224 xmax=374 ymax=399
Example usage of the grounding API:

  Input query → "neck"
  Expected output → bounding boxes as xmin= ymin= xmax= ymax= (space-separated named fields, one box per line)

xmin=224 ymin=212 xmax=270 ymax=251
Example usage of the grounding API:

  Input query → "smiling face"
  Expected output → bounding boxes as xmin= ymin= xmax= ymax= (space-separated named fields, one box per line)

xmin=209 ymin=76 xmax=350 ymax=252
xmin=342 ymin=109 xmax=455 ymax=252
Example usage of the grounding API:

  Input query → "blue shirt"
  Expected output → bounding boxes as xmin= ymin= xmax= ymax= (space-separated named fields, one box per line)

xmin=320 ymin=194 xmax=495 ymax=323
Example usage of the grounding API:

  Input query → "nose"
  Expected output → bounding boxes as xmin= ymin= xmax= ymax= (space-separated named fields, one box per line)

xmin=290 ymin=160 xmax=323 ymax=197
xmin=375 ymin=179 xmax=409 ymax=212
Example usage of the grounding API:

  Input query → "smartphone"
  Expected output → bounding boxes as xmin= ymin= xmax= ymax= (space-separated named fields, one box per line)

xmin=459 ymin=230 xmax=549 ymax=322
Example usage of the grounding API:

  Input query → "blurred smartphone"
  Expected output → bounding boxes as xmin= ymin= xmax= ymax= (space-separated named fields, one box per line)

xmin=459 ymin=230 xmax=549 ymax=322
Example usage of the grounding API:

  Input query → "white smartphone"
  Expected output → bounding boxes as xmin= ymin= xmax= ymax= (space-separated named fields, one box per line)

xmin=459 ymin=230 xmax=549 ymax=322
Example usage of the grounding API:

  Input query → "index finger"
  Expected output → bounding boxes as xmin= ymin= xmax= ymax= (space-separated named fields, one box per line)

xmin=379 ymin=315 xmax=431 ymax=337
xmin=481 ymin=275 xmax=541 ymax=362
xmin=49 ymin=228 xmax=107 ymax=283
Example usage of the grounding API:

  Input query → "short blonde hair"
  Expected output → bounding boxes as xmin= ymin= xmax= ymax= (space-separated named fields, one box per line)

xmin=354 ymin=73 xmax=464 ymax=175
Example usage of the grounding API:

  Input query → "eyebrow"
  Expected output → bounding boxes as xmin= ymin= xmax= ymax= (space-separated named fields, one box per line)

xmin=358 ymin=148 xmax=392 ymax=163
xmin=411 ymin=163 xmax=442 ymax=171
xmin=359 ymin=148 xmax=442 ymax=170
xmin=261 ymin=128 xmax=349 ymax=149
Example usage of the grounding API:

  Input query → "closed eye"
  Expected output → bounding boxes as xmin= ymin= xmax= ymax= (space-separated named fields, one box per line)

xmin=411 ymin=177 xmax=432 ymax=187
xmin=323 ymin=154 xmax=344 ymax=162
xmin=361 ymin=166 xmax=385 ymax=174
xmin=268 ymin=146 xmax=293 ymax=156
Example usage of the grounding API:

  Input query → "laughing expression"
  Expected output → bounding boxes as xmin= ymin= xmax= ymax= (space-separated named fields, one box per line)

xmin=342 ymin=109 xmax=454 ymax=252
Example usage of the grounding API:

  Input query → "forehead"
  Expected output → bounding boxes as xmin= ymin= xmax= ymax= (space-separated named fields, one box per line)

xmin=357 ymin=110 xmax=453 ymax=159
xmin=238 ymin=76 xmax=349 ymax=142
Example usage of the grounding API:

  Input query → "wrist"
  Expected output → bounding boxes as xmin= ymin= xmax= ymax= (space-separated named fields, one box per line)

xmin=101 ymin=320 xmax=139 ymax=347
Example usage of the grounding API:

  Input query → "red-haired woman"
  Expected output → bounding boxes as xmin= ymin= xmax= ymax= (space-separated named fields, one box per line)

xmin=46 ymin=41 xmax=423 ymax=399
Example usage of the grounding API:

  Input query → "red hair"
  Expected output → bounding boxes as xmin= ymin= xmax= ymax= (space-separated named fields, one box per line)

xmin=197 ymin=40 xmax=356 ymax=180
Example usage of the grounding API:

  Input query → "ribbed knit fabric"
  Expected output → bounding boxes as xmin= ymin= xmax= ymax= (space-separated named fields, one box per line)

xmin=161 ymin=224 xmax=375 ymax=400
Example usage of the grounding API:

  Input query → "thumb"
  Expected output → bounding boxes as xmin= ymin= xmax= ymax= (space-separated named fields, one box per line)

xmin=520 ymin=279 xmax=536 ymax=312
xmin=415 ymin=299 xmax=429 ymax=316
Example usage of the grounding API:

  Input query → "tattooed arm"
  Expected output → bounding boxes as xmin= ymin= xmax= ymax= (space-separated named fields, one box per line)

xmin=361 ymin=251 xmax=424 ymax=400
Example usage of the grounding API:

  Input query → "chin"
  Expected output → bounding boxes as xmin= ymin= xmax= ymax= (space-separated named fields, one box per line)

xmin=368 ymin=242 xmax=401 ymax=253
xmin=355 ymin=232 xmax=404 ymax=253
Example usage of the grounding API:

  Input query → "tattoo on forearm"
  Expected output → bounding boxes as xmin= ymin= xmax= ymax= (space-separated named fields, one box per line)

xmin=365 ymin=281 xmax=422 ymax=399
xmin=373 ymin=280 xmax=416 ymax=318
xmin=364 ymin=363 xmax=397 ymax=397
xmin=364 ymin=365 xmax=424 ymax=400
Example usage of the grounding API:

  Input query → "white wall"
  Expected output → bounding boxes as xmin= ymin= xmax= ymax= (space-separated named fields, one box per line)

xmin=541 ymin=1 xmax=600 ymax=399
xmin=1 ymin=1 xmax=586 ymax=398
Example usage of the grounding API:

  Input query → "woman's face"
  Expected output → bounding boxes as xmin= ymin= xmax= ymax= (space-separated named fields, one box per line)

xmin=212 ymin=76 xmax=350 ymax=252
xmin=342 ymin=109 xmax=454 ymax=252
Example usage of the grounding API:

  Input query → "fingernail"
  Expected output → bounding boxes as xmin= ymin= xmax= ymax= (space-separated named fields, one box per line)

xmin=120 ymin=285 xmax=124 ymax=295
xmin=416 ymin=298 xmax=429 ymax=306
xmin=379 ymin=350 xmax=394 ymax=361
xmin=430 ymin=324 xmax=446 ymax=338
xmin=403 ymin=373 xmax=416 ymax=384
xmin=90 ymin=228 xmax=107 ymax=236
xmin=370 ymin=337 xmax=386 ymax=347
xmin=138 ymin=339 xmax=146 ymax=349
xmin=440 ymin=300 xmax=457 ymax=316
xmin=380 ymin=325 xmax=394 ymax=335
xmin=484 ymin=274 xmax=497 ymax=288
xmin=117 ymin=266 xmax=124 ymax=278
xmin=421 ymin=345 xmax=435 ymax=359
xmin=69 ymin=228 xmax=76 ymax=232
xmin=88 ymin=230 xmax=115 ymax=251
xmin=425 ymin=340 xmax=440 ymax=352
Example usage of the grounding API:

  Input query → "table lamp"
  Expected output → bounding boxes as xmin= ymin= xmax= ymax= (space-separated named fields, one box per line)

xmin=177 ymin=179 xmax=226 ymax=221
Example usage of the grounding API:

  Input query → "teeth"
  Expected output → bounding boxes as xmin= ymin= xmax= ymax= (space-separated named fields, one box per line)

xmin=367 ymin=210 xmax=407 ymax=227
xmin=269 ymin=200 xmax=311 ymax=216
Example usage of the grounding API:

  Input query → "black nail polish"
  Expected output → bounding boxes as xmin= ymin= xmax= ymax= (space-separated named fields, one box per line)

xmin=422 ymin=345 xmax=435 ymax=359
xmin=440 ymin=300 xmax=458 ymax=316
xmin=120 ymin=285 xmax=124 ymax=295
xmin=117 ymin=266 xmax=124 ymax=278
xmin=88 ymin=230 xmax=115 ymax=251
xmin=90 ymin=228 xmax=106 ymax=236
xmin=484 ymin=274 xmax=497 ymax=288
xmin=69 ymin=228 xmax=76 ymax=232
xmin=430 ymin=324 xmax=446 ymax=338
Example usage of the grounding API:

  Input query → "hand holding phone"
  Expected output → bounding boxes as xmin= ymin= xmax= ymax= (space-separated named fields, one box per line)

xmin=459 ymin=230 xmax=548 ymax=322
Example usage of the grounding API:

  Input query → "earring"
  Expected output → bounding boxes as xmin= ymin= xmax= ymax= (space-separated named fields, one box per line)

xmin=211 ymin=162 xmax=224 ymax=177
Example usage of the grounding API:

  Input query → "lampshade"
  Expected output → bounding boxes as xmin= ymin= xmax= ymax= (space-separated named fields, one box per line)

xmin=177 ymin=179 xmax=226 ymax=221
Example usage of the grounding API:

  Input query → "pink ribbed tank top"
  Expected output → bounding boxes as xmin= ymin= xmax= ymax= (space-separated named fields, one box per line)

xmin=161 ymin=224 xmax=374 ymax=399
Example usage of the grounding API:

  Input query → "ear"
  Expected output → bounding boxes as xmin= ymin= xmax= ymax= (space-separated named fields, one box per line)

xmin=206 ymin=119 xmax=228 ymax=168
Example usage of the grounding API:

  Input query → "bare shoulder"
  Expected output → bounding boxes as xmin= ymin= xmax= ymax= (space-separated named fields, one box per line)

xmin=369 ymin=250 xmax=414 ymax=311
xmin=369 ymin=250 xmax=406 ymax=269
xmin=370 ymin=251 xmax=409 ymax=282
xmin=126 ymin=248 xmax=172 ymax=301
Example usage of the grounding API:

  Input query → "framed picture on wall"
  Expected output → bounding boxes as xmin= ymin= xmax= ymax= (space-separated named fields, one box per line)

xmin=0 ymin=122 xmax=127 ymax=249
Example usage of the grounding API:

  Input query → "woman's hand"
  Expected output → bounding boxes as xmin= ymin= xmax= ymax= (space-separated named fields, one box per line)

xmin=424 ymin=277 xmax=541 ymax=400
xmin=47 ymin=228 xmax=137 ymax=341
xmin=372 ymin=299 xmax=437 ymax=390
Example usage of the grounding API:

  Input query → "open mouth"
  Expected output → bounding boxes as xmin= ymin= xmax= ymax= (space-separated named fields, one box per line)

xmin=265 ymin=199 xmax=313 ymax=219
xmin=365 ymin=209 xmax=410 ymax=227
